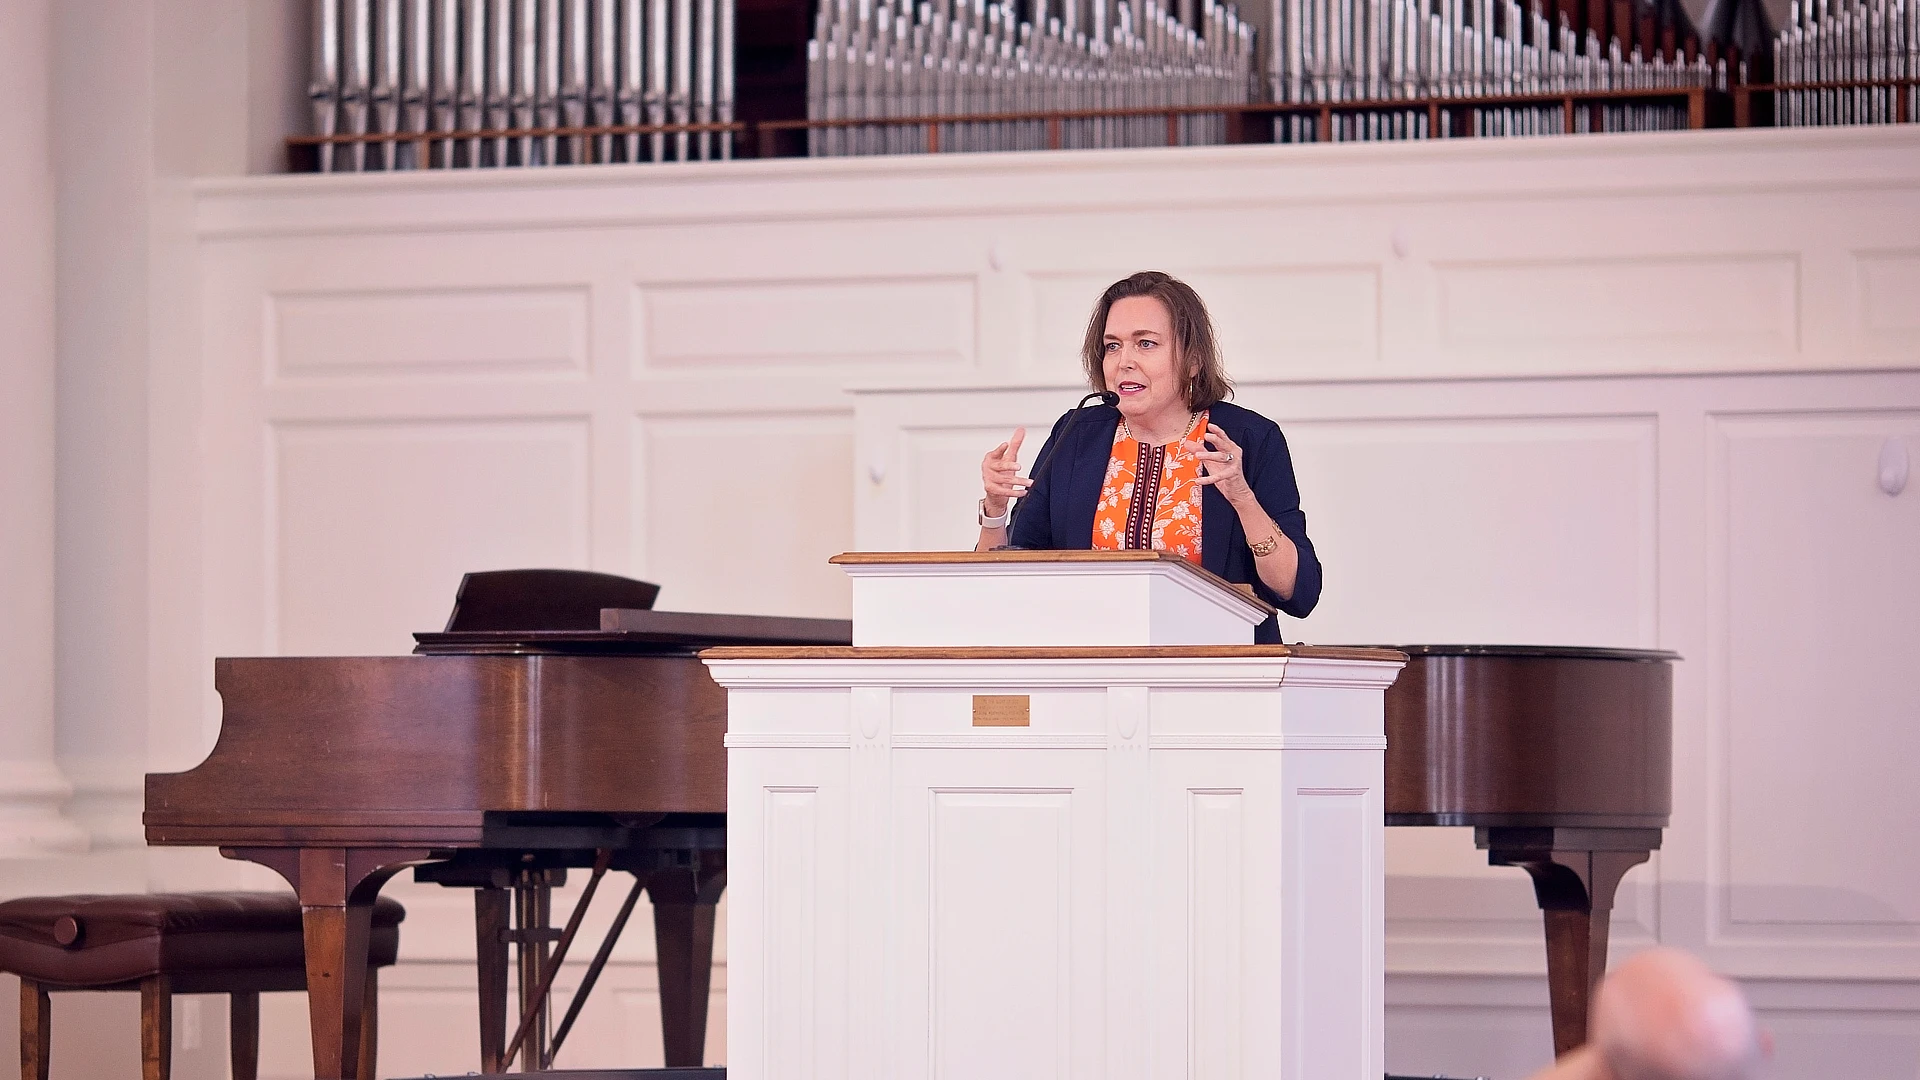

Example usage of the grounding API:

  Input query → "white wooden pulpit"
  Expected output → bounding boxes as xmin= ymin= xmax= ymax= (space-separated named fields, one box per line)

xmin=704 ymin=551 xmax=1405 ymax=1080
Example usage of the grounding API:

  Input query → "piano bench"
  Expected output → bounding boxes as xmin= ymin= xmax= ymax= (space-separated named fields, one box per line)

xmin=0 ymin=892 xmax=405 ymax=1080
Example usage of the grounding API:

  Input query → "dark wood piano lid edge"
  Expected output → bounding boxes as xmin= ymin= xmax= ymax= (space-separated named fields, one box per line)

xmin=597 ymin=608 xmax=854 ymax=640
xmin=1372 ymin=644 xmax=1681 ymax=662
xmin=416 ymin=610 xmax=854 ymax=654
xmin=1386 ymin=812 xmax=1672 ymax=829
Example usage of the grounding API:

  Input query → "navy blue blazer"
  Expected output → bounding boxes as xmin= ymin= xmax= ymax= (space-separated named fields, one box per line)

xmin=1006 ymin=399 xmax=1323 ymax=643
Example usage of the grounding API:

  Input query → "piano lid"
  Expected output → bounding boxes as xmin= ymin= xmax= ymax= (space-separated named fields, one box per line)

xmin=420 ymin=567 xmax=853 ymax=654
xmin=416 ymin=609 xmax=854 ymax=655
xmin=444 ymin=568 xmax=662 ymax=632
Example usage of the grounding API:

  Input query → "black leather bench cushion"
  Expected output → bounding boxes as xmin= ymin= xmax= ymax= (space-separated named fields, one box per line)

xmin=0 ymin=892 xmax=404 ymax=988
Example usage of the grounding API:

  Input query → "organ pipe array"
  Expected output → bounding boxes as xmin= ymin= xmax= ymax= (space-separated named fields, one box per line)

xmin=1771 ymin=0 xmax=1920 ymax=124
xmin=307 ymin=0 xmax=734 ymax=170
xmin=301 ymin=0 xmax=1918 ymax=169
xmin=805 ymin=0 xmax=1259 ymax=153
xmin=1269 ymin=0 xmax=1738 ymax=139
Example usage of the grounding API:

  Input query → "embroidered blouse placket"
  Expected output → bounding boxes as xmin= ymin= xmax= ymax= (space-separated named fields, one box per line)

xmin=1092 ymin=410 xmax=1209 ymax=563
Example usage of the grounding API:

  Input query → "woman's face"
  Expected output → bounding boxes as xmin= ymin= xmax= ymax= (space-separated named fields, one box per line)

xmin=1102 ymin=295 xmax=1193 ymax=427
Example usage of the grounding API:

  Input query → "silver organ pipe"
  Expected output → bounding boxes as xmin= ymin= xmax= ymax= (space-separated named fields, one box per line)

xmin=374 ymin=0 xmax=402 ymax=170
xmin=593 ymin=0 xmax=619 ymax=161
xmin=806 ymin=0 xmax=1260 ymax=152
xmin=310 ymin=0 xmax=342 ymax=171
xmin=622 ymin=0 xmax=647 ymax=161
xmin=488 ymin=0 xmax=513 ymax=163
xmin=305 ymin=0 xmax=734 ymax=168
xmin=673 ymin=0 xmax=695 ymax=159
xmin=434 ymin=0 xmax=462 ymax=167
xmin=406 ymin=0 xmax=438 ymax=168
xmin=346 ymin=0 xmax=373 ymax=169
xmin=460 ymin=0 xmax=486 ymax=164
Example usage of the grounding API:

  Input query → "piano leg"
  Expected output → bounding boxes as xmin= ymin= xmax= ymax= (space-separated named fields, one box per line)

xmin=646 ymin=853 xmax=728 ymax=1067
xmin=1478 ymin=827 xmax=1661 ymax=1057
xmin=358 ymin=968 xmax=379 ymax=1080
xmin=474 ymin=885 xmax=511 ymax=1072
xmin=227 ymin=846 xmax=432 ymax=1080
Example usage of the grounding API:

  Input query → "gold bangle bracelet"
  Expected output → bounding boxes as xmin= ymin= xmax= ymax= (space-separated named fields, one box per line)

xmin=1249 ymin=531 xmax=1281 ymax=558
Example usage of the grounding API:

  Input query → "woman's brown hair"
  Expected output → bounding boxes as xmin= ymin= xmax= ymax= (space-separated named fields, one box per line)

xmin=1080 ymin=271 xmax=1234 ymax=409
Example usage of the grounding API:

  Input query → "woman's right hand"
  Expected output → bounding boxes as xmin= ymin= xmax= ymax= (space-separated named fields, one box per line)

xmin=980 ymin=428 xmax=1029 ymax=517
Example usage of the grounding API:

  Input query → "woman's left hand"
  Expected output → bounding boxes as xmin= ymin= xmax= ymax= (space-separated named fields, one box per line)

xmin=1188 ymin=423 xmax=1254 ymax=506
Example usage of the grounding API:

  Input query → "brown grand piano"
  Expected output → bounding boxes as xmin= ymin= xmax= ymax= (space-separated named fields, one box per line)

xmin=145 ymin=570 xmax=852 ymax=1080
xmin=1385 ymin=644 xmax=1676 ymax=1057
xmin=148 ymin=568 xmax=1672 ymax=1077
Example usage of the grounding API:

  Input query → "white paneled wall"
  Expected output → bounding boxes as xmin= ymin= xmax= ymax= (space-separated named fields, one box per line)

xmin=150 ymin=126 xmax=1920 ymax=1078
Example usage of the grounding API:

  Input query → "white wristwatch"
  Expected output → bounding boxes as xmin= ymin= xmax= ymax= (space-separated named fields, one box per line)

xmin=978 ymin=499 xmax=1012 ymax=528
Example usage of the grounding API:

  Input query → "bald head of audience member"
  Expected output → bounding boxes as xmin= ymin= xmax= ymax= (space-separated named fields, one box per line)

xmin=1590 ymin=948 xmax=1765 ymax=1080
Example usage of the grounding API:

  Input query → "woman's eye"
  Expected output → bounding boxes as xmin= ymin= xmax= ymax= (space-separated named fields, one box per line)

xmin=1139 ymin=339 xmax=1156 ymax=350
xmin=1104 ymin=341 xmax=1120 ymax=352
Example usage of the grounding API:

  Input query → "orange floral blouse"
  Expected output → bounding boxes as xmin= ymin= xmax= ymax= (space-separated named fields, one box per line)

xmin=1091 ymin=410 xmax=1210 ymax=564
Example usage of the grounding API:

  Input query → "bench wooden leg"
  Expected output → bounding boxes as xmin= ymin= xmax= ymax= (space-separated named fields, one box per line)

xmin=139 ymin=975 xmax=172 ymax=1080
xmin=20 ymin=979 xmax=50 ymax=1080
xmin=230 ymin=991 xmax=260 ymax=1080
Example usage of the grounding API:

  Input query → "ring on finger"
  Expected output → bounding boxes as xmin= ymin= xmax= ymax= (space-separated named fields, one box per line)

xmin=1222 ymin=452 xmax=1234 ymax=464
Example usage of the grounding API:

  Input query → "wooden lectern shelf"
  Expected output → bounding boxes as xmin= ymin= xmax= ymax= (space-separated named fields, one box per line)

xmin=829 ymin=548 xmax=1278 ymax=617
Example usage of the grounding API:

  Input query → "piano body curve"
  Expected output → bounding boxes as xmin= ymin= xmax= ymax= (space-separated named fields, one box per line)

xmin=1384 ymin=643 xmax=1677 ymax=1057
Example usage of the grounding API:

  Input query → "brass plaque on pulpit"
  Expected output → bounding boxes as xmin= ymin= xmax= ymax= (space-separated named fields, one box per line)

xmin=972 ymin=695 xmax=1031 ymax=727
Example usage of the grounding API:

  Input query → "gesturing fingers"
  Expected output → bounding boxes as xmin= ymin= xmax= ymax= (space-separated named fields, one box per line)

xmin=1189 ymin=424 xmax=1247 ymax=490
xmin=982 ymin=427 xmax=1033 ymax=507
xmin=986 ymin=477 xmax=1032 ymax=499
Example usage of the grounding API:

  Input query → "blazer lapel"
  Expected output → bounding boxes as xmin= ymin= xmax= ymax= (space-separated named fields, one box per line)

xmin=1200 ymin=482 xmax=1233 ymax=579
xmin=1058 ymin=411 xmax=1118 ymax=550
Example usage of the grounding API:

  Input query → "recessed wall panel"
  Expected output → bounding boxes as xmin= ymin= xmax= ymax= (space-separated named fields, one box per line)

xmin=899 ymin=424 xmax=1059 ymax=551
xmin=1293 ymin=790 xmax=1372 ymax=1077
xmin=269 ymin=286 xmax=589 ymax=379
xmin=765 ymin=788 xmax=819 ymax=1079
xmin=930 ymin=791 xmax=1072 ymax=1080
xmin=1719 ymin=412 xmax=1920 ymax=929
xmin=1265 ymin=412 xmax=1657 ymax=647
xmin=1854 ymin=251 xmax=1920 ymax=349
xmin=1190 ymin=791 xmax=1245 ymax=1079
xmin=639 ymin=415 xmax=854 ymax=617
xmin=635 ymin=276 xmax=976 ymax=371
xmin=1436 ymin=255 xmax=1799 ymax=361
xmin=273 ymin=418 xmax=590 ymax=655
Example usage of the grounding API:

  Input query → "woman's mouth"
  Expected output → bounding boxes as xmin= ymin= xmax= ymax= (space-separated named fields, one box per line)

xmin=1116 ymin=381 xmax=1146 ymax=395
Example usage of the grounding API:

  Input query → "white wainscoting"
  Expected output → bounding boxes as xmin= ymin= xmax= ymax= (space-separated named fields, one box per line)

xmin=136 ymin=125 xmax=1920 ymax=1078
